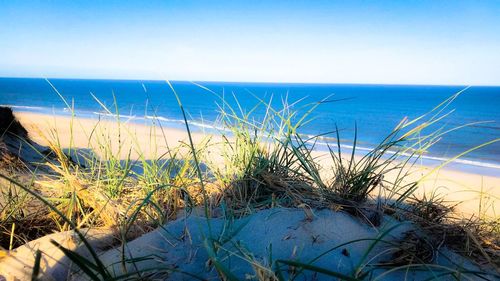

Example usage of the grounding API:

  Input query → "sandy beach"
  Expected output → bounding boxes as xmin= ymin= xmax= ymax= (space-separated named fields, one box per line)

xmin=16 ymin=111 xmax=500 ymax=219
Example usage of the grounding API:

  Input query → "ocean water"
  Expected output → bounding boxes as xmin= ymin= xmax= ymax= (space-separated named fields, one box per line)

xmin=1 ymin=77 xmax=499 ymax=175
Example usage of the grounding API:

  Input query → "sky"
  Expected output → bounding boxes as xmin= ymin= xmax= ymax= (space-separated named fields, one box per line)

xmin=1 ymin=0 xmax=500 ymax=85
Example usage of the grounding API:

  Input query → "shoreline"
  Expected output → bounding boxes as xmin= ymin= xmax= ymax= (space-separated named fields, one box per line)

xmin=9 ymin=105 xmax=500 ymax=176
xmin=14 ymin=111 xmax=500 ymax=218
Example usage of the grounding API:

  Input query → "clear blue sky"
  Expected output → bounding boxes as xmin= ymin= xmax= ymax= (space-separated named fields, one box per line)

xmin=1 ymin=0 xmax=499 ymax=85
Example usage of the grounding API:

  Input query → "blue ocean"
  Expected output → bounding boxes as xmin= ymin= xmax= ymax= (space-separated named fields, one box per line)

xmin=1 ymin=78 xmax=499 ymax=176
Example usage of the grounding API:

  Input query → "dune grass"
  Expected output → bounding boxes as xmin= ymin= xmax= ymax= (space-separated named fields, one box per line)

xmin=0 ymin=86 xmax=498 ymax=280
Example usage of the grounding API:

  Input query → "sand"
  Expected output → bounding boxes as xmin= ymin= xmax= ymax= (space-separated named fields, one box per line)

xmin=1 ymin=208 xmax=492 ymax=280
xmin=15 ymin=112 xmax=499 ymax=219
xmin=68 ymin=208 xmax=489 ymax=280
xmin=3 ymin=207 xmax=497 ymax=280
xmin=0 ymin=228 xmax=118 ymax=280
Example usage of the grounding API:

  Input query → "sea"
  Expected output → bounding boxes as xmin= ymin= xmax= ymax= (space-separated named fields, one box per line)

xmin=1 ymin=77 xmax=499 ymax=176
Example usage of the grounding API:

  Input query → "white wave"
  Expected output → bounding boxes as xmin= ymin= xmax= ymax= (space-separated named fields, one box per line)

xmin=414 ymin=155 xmax=500 ymax=169
xmin=1 ymin=104 xmax=47 ymax=110
xmin=189 ymin=120 xmax=230 ymax=132
xmin=145 ymin=115 xmax=231 ymax=133
xmin=310 ymin=139 xmax=500 ymax=170
xmin=145 ymin=115 xmax=183 ymax=123
xmin=92 ymin=112 xmax=137 ymax=120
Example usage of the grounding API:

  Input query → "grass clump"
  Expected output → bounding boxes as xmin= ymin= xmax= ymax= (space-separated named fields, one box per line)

xmin=209 ymin=95 xmax=321 ymax=212
xmin=407 ymin=194 xmax=500 ymax=269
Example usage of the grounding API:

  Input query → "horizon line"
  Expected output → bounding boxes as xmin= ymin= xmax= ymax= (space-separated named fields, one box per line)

xmin=1 ymin=75 xmax=499 ymax=88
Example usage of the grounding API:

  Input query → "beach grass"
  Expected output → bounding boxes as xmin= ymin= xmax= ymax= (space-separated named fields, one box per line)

xmin=0 ymin=87 xmax=498 ymax=280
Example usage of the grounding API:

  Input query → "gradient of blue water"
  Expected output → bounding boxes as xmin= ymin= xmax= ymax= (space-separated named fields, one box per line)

xmin=1 ymin=78 xmax=499 ymax=175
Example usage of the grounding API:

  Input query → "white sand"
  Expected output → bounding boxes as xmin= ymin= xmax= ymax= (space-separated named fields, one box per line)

xmin=0 ymin=228 xmax=117 ymax=281
xmin=2 ymin=208 xmax=492 ymax=280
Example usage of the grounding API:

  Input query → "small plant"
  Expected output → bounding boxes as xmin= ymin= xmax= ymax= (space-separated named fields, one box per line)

xmin=206 ymin=93 xmax=326 ymax=213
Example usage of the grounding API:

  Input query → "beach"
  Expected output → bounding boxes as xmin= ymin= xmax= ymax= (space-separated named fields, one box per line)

xmin=16 ymin=111 xmax=500 ymax=219
xmin=2 ymin=1 xmax=500 ymax=279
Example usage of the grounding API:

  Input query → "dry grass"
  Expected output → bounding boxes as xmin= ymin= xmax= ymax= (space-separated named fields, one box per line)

xmin=397 ymin=194 xmax=500 ymax=270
